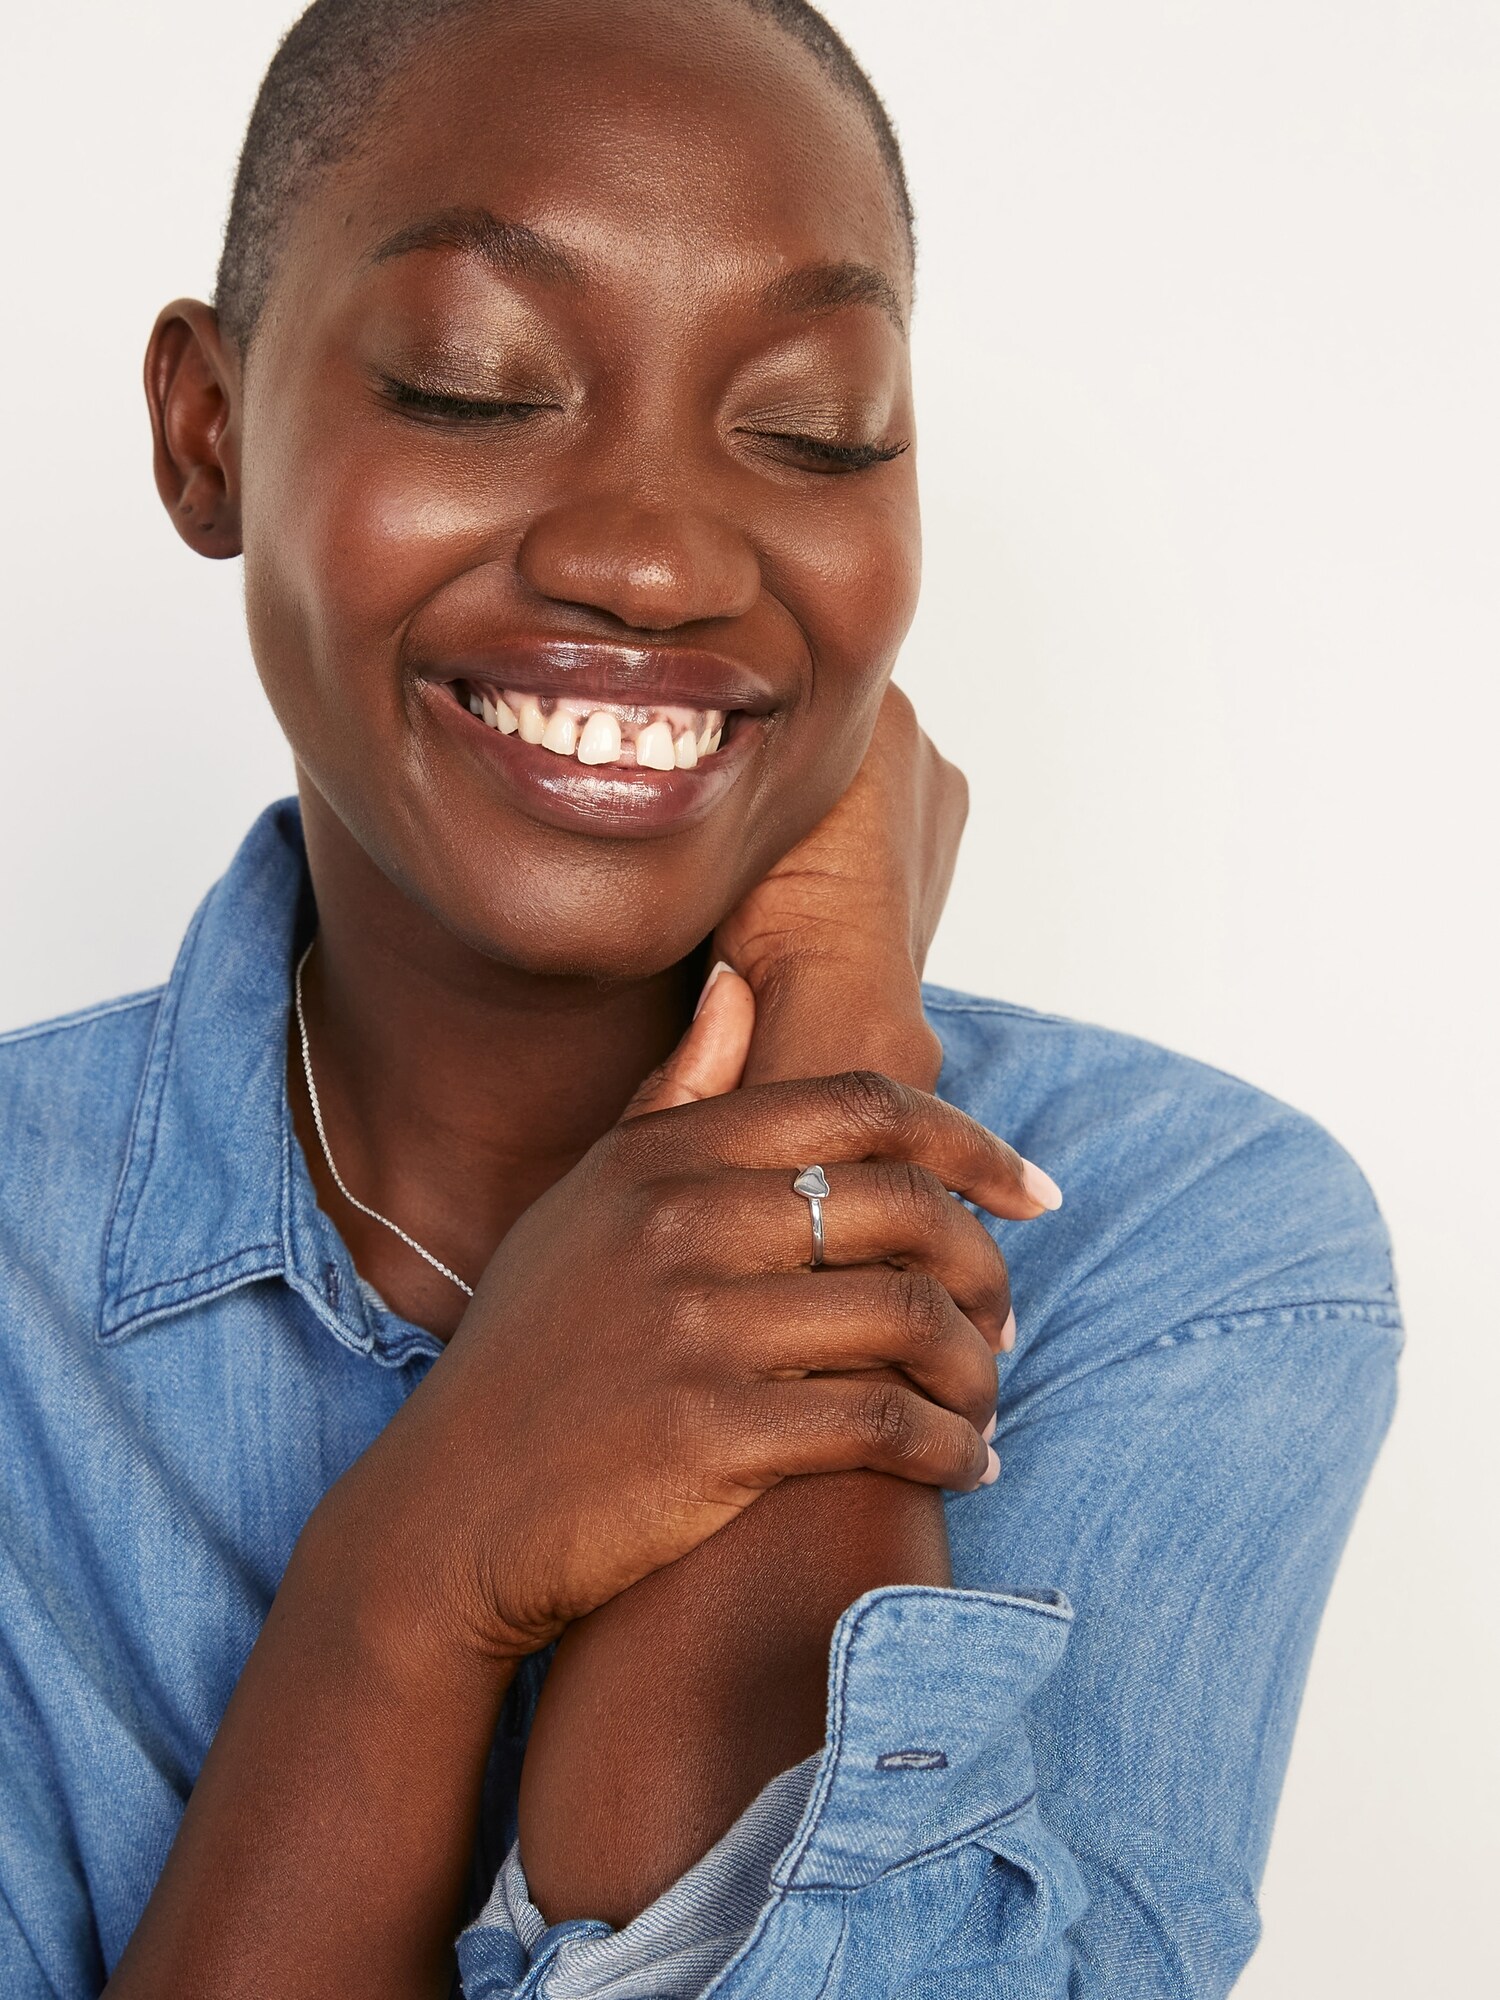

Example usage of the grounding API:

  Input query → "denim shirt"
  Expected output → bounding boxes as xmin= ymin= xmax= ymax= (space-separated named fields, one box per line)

xmin=0 ymin=801 xmax=1400 ymax=1999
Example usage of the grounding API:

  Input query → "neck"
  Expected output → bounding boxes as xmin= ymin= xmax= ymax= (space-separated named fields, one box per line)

xmin=291 ymin=782 xmax=698 ymax=1335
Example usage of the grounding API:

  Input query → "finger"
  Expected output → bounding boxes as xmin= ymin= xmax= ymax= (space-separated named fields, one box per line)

xmin=640 ymin=1067 xmax=1062 ymax=1220
xmin=618 ymin=962 xmax=755 ymax=1121
xmin=730 ymin=1268 xmax=999 ymax=1429
xmin=686 ymin=1160 xmax=1012 ymax=1345
xmin=733 ymin=1374 xmax=998 ymax=1493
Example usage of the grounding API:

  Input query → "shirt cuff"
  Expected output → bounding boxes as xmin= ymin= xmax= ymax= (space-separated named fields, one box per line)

xmin=457 ymin=1583 xmax=1074 ymax=2000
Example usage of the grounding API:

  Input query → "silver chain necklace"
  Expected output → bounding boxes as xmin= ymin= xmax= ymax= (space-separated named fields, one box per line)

xmin=293 ymin=940 xmax=475 ymax=1298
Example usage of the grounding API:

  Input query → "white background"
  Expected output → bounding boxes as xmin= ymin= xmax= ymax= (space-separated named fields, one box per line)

xmin=1 ymin=3 xmax=1495 ymax=1991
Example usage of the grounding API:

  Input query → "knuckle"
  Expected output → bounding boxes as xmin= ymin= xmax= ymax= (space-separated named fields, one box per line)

xmin=853 ymin=1379 xmax=918 ymax=1458
xmin=634 ymin=1172 xmax=710 ymax=1267
xmin=826 ymin=1067 xmax=910 ymax=1139
xmin=874 ymin=1158 xmax=945 ymax=1236
xmin=946 ymin=1424 xmax=986 ymax=1489
xmin=884 ymin=1266 xmax=949 ymax=1350
xmin=602 ymin=1112 xmax=661 ymax=1178
xmin=664 ymin=1281 xmax=722 ymax=1359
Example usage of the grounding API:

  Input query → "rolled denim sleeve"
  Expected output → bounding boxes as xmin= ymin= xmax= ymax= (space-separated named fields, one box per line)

xmin=457 ymin=1585 xmax=1083 ymax=2000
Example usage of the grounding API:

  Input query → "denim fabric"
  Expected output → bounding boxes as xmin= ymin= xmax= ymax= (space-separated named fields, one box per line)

xmin=0 ymin=800 xmax=1401 ymax=1998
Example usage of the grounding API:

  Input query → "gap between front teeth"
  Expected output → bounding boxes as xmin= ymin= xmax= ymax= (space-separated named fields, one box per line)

xmin=466 ymin=686 xmax=724 ymax=769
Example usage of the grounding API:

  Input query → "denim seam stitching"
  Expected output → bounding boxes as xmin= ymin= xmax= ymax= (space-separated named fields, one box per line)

xmin=805 ymin=1896 xmax=850 ymax=2000
xmin=1173 ymin=1298 xmax=1403 ymax=1338
xmin=99 ymin=898 xmax=212 ymax=1317
xmin=922 ymin=996 xmax=1072 ymax=1024
xmin=0 ymin=990 xmax=162 ymax=1047
xmin=110 ymin=1245 xmax=283 ymax=1308
xmin=790 ymin=1790 xmax=1041 ymax=1893
xmin=100 ymin=1263 xmax=290 ymax=1342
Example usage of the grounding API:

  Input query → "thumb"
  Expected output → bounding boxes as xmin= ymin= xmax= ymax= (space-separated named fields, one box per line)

xmin=618 ymin=961 xmax=756 ymax=1122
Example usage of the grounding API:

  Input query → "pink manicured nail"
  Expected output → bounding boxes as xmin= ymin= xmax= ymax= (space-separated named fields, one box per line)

xmin=1000 ymin=1309 xmax=1017 ymax=1352
xmin=980 ymin=1445 xmax=1001 ymax=1485
xmin=983 ymin=1412 xmax=998 ymax=1442
xmin=693 ymin=959 xmax=734 ymax=1019
xmin=1019 ymin=1158 xmax=1063 ymax=1211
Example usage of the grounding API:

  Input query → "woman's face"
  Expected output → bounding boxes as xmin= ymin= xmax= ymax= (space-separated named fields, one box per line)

xmin=227 ymin=0 xmax=919 ymax=978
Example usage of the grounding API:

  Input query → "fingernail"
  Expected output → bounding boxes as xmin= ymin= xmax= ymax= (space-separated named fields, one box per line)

xmin=1019 ymin=1158 xmax=1063 ymax=1211
xmin=1000 ymin=1308 xmax=1016 ymax=1352
xmin=983 ymin=1412 xmax=997 ymax=1442
xmin=980 ymin=1445 xmax=1001 ymax=1485
xmin=693 ymin=959 xmax=734 ymax=1020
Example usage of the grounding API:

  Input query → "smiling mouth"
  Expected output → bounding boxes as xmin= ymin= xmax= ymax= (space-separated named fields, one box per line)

xmin=451 ymin=679 xmax=730 ymax=771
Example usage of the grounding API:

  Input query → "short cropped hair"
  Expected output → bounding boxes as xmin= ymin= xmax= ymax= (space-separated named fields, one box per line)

xmin=214 ymin=0 xmax=915 ymax=351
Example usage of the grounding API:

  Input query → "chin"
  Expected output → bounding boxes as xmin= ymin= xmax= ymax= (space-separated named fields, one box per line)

xmin=418 ymin=866 xmax=722 ymax=985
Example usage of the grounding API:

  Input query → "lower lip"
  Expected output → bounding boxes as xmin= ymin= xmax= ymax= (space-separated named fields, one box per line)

xmin=423 ymin=683 xmax=761 ymax=838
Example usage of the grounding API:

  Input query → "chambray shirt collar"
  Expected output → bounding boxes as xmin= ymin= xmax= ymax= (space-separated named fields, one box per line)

xmin=97 ymin=797 xmax=439 ymax=1367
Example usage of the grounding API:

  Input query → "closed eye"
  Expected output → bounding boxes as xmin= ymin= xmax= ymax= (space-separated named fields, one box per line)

xmin=378 ymin=375 xmax=557 ymax=425
xmin=741 ymin=430 xmax=910 ymax=475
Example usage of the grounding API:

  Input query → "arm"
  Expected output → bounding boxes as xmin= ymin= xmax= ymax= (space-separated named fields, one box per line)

xmin=517 ymin=688 xmax=978 ymax=1922
xmin=105 ymin=1006 xmax=1035 ymax=1999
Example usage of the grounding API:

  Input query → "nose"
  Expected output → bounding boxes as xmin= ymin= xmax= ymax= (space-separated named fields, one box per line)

xmin=516 ymin=496 xmax=761 ymax=631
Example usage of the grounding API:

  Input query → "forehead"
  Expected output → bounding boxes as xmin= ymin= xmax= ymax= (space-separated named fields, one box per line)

xmin=292 ymin=0 xmax=910 ymax=310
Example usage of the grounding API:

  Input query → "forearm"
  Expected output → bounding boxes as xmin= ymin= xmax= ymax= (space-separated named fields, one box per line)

xmin=520 ymin=1470 xmax=948 ymax=1925
xmin=108 ymin=1453 xmax=515 ymax=2000
xmin=519 ymin=981 xmax=950 ymax=1926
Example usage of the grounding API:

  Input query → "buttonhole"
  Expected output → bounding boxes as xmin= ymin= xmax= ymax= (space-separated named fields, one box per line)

xmin=875 ymin=1748 xmax=948 ymax=1772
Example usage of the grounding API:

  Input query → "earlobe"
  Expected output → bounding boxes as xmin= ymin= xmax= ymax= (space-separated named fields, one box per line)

xmin=144 ymin=299 xmax=243 ymax=559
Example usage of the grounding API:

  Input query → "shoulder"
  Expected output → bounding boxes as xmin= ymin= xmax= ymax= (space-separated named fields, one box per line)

xmin=925 ymin=985 xmax=1399 ymax=1340
xmin=0 ymin=989 xmax=164 ymax=1284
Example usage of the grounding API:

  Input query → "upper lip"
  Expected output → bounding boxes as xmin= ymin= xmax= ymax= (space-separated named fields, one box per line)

xmin=420 ymin=638 xmax=781 ymax=714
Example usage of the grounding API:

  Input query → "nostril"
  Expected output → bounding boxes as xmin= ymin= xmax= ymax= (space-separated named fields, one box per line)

xmin=516 ymin=501 xmax=760 ymax=630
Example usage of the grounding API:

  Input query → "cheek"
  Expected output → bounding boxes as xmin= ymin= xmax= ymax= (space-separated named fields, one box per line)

xmin=776 ymin=477 xmax=922 ymax=792
xmin=238 ymin=398 xmax=505 ymax=740
xmin=792 ymin=472 xmax=920 ymax=671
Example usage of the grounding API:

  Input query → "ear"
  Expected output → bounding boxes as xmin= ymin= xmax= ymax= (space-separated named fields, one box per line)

xmin=144 ymin=299 xmax=243 ymax=559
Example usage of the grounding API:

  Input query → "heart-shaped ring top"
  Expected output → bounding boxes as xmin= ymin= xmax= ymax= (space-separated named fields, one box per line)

xmin=793 ymin=1166 xmax=830 ymax=1200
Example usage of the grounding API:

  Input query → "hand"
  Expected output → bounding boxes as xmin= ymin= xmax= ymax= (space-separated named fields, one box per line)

xmin=329 ymin=972 xmax=1051 ymax=1666
xmin=712 ymin=682 xmax=967 ymax=1089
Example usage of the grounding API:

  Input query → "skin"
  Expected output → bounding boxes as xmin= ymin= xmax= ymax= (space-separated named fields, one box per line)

xmin=113 ymin=2 xmax=1055 ymax=1990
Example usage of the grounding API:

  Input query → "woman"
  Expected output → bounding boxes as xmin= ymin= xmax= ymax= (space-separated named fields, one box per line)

xmin=0 ymin=2 xmax=1400 ymax=1995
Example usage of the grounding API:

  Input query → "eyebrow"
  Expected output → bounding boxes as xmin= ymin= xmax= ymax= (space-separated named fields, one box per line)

xmin=760 ymin=260 xmax=909 ymax=334
xmin=367 ymin=207 xmax=584 ymax=285
xmin=368 ymin=208 xmax=907 ymax=331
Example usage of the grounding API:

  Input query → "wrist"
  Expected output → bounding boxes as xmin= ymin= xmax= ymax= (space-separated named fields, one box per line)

xmin=297 ymin=1420 xmax=533 ymax=1687
xmin=736 ymin=945 xmax=941 ymax=1091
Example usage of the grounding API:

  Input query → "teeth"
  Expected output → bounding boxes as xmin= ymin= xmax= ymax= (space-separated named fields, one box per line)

xmin=517 ymin=696 xmax=546 ymax=744
xmin=577 ymin=710 xmax=622 ymax=765
xmin=635 ymin=721 xmax=676 ymax=771
xmin=541 ymin=708 xmax=578 ymax=755
xmin=465 ymin=685 xmax=735 ymax=769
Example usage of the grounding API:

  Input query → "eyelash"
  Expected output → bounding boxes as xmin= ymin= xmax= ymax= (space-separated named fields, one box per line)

xmin=744 ymin=432 xmax=910 ymax=475
xmin=379 ymin=377 xmax=908 ymax=476
xmin=380 ymin=377 xmax=548 ymax=424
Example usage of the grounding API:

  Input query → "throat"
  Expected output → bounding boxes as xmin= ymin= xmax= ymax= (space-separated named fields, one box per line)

xmin=286 ymin=933 xmax=698 ymax=1340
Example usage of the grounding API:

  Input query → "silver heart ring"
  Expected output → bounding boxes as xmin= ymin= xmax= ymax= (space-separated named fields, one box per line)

xmin=792 ymin=1164 xmax=830 ymax=1268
